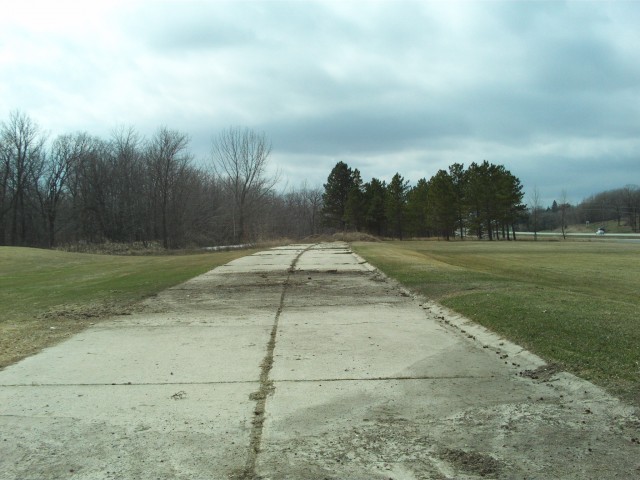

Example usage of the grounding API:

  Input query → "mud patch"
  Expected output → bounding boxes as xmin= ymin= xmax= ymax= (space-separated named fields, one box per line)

xmin=439 ymin=448 xmax=503 ymax=477
xmin=283 ymin=271 xmax=404 ymax=308
xmin=519 ymin=363 xmax=563 ymax=381
xmin=260 ymin=422 xmax=445 ymax=479
xmin=38 ymin=301 xmax=140 ymax=321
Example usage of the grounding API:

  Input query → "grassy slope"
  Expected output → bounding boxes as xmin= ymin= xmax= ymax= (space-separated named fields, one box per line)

xmin=0 ymin=247 xmax=259 ymax=369
xmin=353 ymin=240 xmax=640 ymax=405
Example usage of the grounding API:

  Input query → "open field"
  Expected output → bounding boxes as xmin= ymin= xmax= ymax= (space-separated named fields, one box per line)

xmin=0 ymin=246 xmax=259 ymax=369
xmin=353 ymin=239 xmax=640 ymax=406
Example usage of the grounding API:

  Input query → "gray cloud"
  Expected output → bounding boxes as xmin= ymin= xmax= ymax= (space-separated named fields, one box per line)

xmin=1 ymin=0 xmax=639 ymax=207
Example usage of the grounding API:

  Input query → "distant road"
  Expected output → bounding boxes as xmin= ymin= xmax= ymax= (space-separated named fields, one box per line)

xmin=517 ymin=231 xmax=640 ymax=242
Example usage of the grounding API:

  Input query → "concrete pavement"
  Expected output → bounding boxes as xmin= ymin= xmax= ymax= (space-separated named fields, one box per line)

xmin=1 ymin=243 xmax=639 ymax=479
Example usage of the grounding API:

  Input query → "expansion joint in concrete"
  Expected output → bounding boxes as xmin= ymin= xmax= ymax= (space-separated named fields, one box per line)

xmin=0 ymin=374 xmax=499 ymax=389
xmin=1 ymin=380 xmax=260 ymax=388
xmin=240 ymin=244 xmax=316 ymax=479
xmin=274 ymin=374 xmax=498 ymax=383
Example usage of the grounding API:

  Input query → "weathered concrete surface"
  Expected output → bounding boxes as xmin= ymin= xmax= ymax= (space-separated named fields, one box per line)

xmin=1 ymin=242 xmax=639 ymax=479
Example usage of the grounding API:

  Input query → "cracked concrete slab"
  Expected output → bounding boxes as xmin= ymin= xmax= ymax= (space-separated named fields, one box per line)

xmin=272 ymin=305 xmax=504 ymax=381
xmin=1 ymin=242 xmax=639 ymax=480
xmin=1 ymin=384 xmax=255 ymax=480
xmin=0 ymin=324 xmax=270 ymax=385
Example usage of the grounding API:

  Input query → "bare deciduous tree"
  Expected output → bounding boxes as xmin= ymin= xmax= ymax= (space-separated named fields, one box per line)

xmin=147 ymin=127 xmax=192 ymax=249
xmin=211 ymin=127 xmax=278 ymax=243
xmin=108 ymin=126 xmax=147 ymax=243
xmin=1 ymin=111 xmax=45 ymax=245
xmin=559 ymin=189 xmax=569 ymax=240
xmin=302 ymin=183 xmax=323 ymax=236
xmin=622 ymin=184 xmax=639 ymax=232
xmin=0 ymin=132 xmax=10 ymax=243
xmin=529 ymin=186 xmax=541 ymax=241
xmin=36 ymin=132 xmax=93 ymax=247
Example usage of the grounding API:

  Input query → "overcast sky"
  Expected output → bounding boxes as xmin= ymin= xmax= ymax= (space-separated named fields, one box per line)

xmin=2 ymin=0 xmax=639 ymax=206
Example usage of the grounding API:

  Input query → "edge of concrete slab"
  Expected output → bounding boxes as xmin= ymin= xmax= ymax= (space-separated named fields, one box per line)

xmin=356 ymin=252 xmax=639 ymax=417
xmin=355 ymin=257 xmax=546 ymax=372
xmin=350 ymin=250 xmax=379 ymax=272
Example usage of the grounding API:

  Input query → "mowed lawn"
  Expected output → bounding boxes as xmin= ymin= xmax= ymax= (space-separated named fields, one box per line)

xmin=353 ymin=239 xmax=640 ymax=406
xmin=0 ymin=247 xmax=259 ymax=369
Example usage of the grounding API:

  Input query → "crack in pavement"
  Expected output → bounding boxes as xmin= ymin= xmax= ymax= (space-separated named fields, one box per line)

xmin=271 ymin=375 xmax=501 ymax=383
xmin=0 ymin=381 xmax=260 ymax=387
xmin=0 ymin=374 xmax=500 ymax=389
xmin=237 ymin=244 xmax=315 ymax=480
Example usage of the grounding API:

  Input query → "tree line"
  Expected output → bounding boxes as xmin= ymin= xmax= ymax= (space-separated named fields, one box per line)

xmin=6 ymin=110 xmax=631 ymax=249
xmin=0 ymin=110 xmax=528 ymax=248
xmin=0 ymin=111 xmax=322 ymax=248
xmin=321 ymin=160 xmax=527 ymax=240
xmin=527 ymin=185 xmax=640 ymax=234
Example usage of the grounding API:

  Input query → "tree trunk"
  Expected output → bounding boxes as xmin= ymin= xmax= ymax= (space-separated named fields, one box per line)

xmin=11 ymin=189 xmax=20 ymax=245
xmin=237 ymin=210 xmax=245 ymax=244
xmin=48 ymin=212 xmax=56 ymax=248
xmin=162 ymin=199 xmax=169 ymax=249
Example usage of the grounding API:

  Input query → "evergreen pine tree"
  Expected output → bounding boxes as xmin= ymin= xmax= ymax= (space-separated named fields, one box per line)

xmin=322 ymin=161 xmax=354 ymax=230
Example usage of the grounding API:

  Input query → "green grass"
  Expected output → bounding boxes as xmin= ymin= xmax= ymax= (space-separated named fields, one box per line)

xmin=0 ymin=246 xmax=260 ymax=368
xmin=353 ymin=240 xmax=640 ymax=406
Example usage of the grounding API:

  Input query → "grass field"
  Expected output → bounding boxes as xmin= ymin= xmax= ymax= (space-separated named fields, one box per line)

xmin=0 ymin=246 xmax=259 ymax=369
xmin=353 ymin=239 xmax=640 ymax=406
